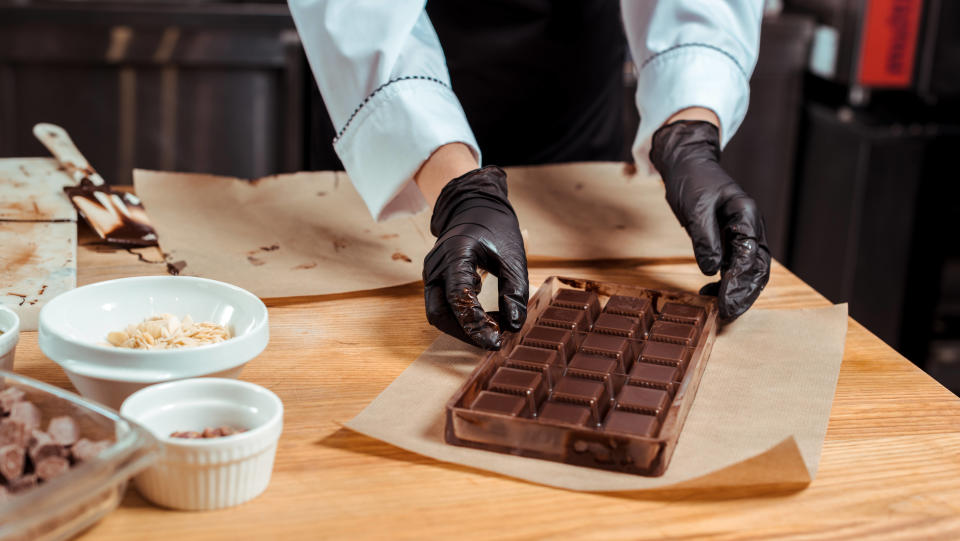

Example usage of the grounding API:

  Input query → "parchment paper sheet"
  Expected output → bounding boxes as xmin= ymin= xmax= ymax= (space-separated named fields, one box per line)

xmin=346 ymin=304 xmax=848 ymax=491
xmin=133 ymin=163 xmax=693 ymax=298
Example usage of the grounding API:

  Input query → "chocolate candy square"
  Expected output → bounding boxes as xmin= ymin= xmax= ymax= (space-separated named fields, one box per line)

xmin=659 ymin=302 xmax=705 ymax=325
xmin=471 ymin=391 xmax=528 ymax=417
xmin=580 ymin=333 xmax=633 ymax=367
xmin=505 ymin=345 xmax=563 ymax=389
xmin=616 ymin=386 xmax=670 ymax=418
xmin=592 ymin=313 xmax=640 ymax=339
xmin=604 ymin=295 xmax=654 ymax=335
xmin=488 ymin=367 xmax=547 ymax=414
xmin=649 ymin=321 xmax=698 ymax=346
xmin=628 ymin=362 xmax=679 ymax=393
xmin=522 ymin=326 xmax=575 ymax=364
xmin=603 ymin=410 xmax=659 ymax=438
xmin=639 ymin=341 xmax=690 ymax=368
xmin=538 ymin=306 xmax=589 ymax=332
xmin=567 ymin=353 xmax=623 ymax=398
xmin=551 ymin=289 xmax=600 ymax=323
xmin=538 ymin=402 xmax=592 ymax=427
xmin=552 ymin=376 xmax=610 ymax=424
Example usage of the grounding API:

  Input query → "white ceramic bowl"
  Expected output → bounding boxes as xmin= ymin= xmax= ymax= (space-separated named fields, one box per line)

xmin=0 ymin=305 xmax=21 ymax=372
xmin=38 ymin=276 xmax=269 ymax=409
xmin=120 ymin=378 xmax=283 ymax=510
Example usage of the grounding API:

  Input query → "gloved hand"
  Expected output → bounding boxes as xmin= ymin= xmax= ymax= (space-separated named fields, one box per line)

xmin=649 ymin=120 xmax=771 ymax=321
xmin=423 ymin=166 xmax=529 ymax=349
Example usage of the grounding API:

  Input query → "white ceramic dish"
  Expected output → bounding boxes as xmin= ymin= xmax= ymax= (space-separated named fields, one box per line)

xmin=0 ymin=305 xmax=20 ymax=372
xmin=38 ymin=276 xmax=269 ymax=408
xmin=120 ymin=378 xmax=283 ymax=510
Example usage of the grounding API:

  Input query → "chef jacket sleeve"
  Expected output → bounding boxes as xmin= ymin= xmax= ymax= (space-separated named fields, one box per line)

xmin=621 ymin=0 xmax=763 ymax=158
xmin=288 ymin=0 xmax=480 ymax=221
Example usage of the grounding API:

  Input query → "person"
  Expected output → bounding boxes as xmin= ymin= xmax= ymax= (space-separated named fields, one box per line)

xmin=288 ymin=0 xmax=771 ymax=350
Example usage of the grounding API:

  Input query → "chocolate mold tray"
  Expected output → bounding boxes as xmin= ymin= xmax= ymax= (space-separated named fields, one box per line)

xmin=445 ymin=276 xmax=719 ymax=476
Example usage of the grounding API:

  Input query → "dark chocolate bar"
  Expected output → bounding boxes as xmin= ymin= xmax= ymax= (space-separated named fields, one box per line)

xmin=446 ymin=277 xmax=717 ymax=476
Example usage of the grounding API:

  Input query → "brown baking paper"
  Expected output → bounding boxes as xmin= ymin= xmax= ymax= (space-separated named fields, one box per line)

xmin=345 ymin=303 xmax=848 ymax=491
xmin=133 ymin=163 xmax=691 ymax=298
xmin=133 ymin=169 xmax=434 ymax=298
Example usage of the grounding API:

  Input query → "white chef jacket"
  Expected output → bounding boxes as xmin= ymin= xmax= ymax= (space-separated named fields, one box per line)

xmin=288 ymin=0 xmax=763 ymax=221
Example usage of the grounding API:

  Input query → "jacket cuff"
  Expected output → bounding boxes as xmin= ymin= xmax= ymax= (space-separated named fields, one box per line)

xmin=333 ymin=77 xmax=481 ymax=222
xmin=633 ymin=44 xmax=750 ymax=163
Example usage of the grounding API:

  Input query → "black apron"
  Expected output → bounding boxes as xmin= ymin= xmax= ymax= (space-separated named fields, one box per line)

xmin=427 ymin=0 xmax=626 ymax=165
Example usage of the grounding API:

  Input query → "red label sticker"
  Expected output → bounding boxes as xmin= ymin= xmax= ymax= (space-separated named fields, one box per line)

xmin=858 ymin=0 xmax=924 ymax=88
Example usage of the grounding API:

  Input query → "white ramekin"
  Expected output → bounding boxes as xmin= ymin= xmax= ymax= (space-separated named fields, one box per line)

xmin=0 ymin=305 xmax=20 ymax=372
xmin=119 ymin=378 xmax=283 ymax=510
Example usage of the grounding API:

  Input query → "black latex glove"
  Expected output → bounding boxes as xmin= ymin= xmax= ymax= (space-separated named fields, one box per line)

xmin=423 ymin=166 xmax=529 ymax=350
xmin=649 ymin=120 xmax=771 ymax=321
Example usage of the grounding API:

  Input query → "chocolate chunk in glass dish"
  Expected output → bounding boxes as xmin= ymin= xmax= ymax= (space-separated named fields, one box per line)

xmin=550 ymin=289 xmax=601 ymax=323
xmin=488 ymin=367 xmax=547 ymax=415
xmin=537 ymin=306 xmax=590 ymax=332
xmin=592 ymin=313 xmax=640 ymax=339
xmin=628 ymin=362 xmax=680 ymax=393
xmin=659 ymin=302 xmax=706 ymax=326
xmin=638 ymin=340 xmax=691 ymax=369
xmin=649 ymin=320 xmax=699 ymax=346
xmin=470 ymin=391 xmax=529 ymax=417
xmin=538 ymin=402 xmax=592 ymax=428
xmin=603 ymin=410 xmax=660 ymax=438
xmin=446 ymin=277 xmax=718 ymax=476
xmin=521 ymin=326 xmax=576 ymax=364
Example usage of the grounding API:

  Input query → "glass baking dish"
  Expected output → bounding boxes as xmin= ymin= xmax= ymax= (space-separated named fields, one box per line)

xmin=0 ymin=370 xmax=159 ymax=541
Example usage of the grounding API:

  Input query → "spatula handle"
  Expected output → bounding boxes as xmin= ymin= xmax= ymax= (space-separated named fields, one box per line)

xmin=33 ymin=123 xmax=106 ymax=186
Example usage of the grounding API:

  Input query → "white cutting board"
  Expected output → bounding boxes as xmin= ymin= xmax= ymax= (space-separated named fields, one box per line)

xmin=0 ymin=158 xmax=78 ymax=330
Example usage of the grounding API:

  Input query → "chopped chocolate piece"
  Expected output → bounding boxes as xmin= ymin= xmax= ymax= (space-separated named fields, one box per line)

xmin=71 ymin=438 xmax=111 ymax=462
xmin=552 ymin=376 xmax=610 ymax=424
xmin=628 ymin=362 xmax=679 ymax=392
xmin=592 ymin=313 xmax=640 ymax=339
xmin=580 ymin=333 xmax=632 ymax=364
xmin=29 ymin=430 xmax=68 ymax=462
xmin=5 ymin=473 xmax=37 ymax=493
xmin=0 ymin=387 xmax=25 ymax=414
xmin=538 ymin=402 xmax=592 ymax=427
xmin=47 ymin=416 xmax=80 ymax=446
xmin=0 ymin=418 xmax=31 ymax=448
xmin=616 ymin=386 xmax=670 ymax=418
xmin=35 ymin=455 xmax=70 ymax=481
xmin=551 ymin=289 xmax=600 ymax=322
xmin=9 ymin=402 xmax=41 ymax=433
xmin=471 ymin=391 xmax=528 ymax=417
xmin=604 ymin=295 xmax=654 ymax=334
xmin=521 ymin=326 xmax=575 ymax=363
xmin=649 ymin=321 xmax=698 ymax=346
xmin=603 ymin=410 xmax=659 ymax=438
xmin=0 ymin=444 xmax=25 ymax=481
xmin=639 ymin=340 xmax=690 ymax=368
xmin=489 ymin=367 xmax=547 ymax=414
xmin=538 ymin=306 xmax=589 ymax=332
xmin=659 ymin=302 xmax=705 ymax=325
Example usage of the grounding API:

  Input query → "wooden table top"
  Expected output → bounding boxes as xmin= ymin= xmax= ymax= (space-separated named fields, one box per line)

xmin=11 ymin=226 xmax=960 ymax=540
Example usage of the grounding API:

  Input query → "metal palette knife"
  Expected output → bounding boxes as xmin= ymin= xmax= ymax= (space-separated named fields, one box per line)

xmin=33 ymin=123 xmax=158 ymax=246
